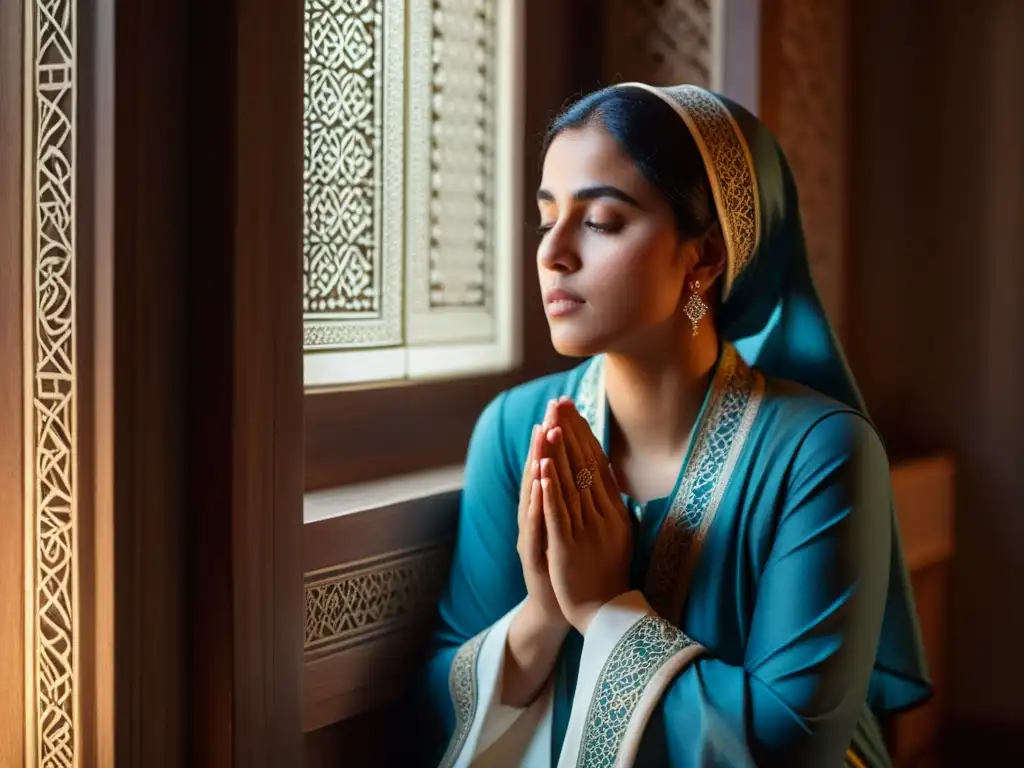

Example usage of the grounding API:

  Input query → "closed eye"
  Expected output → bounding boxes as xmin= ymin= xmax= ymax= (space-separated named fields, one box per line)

xmin=586 ymin=220 xmax=621 ymax=234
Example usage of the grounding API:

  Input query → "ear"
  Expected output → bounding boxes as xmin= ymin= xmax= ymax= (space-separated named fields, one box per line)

xmin=689 ymin=222 xmax=727 ymax=291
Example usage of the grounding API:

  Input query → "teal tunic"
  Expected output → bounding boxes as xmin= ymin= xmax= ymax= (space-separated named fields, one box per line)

xmin=421 ymin=347 xmax=913 ymax=766
xmin=417 ymin=83 xmax=928 ymax=767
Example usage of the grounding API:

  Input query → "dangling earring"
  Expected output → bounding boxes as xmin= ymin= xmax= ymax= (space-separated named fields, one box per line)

xmin=684 ymin=280 xmax=707 ymax=337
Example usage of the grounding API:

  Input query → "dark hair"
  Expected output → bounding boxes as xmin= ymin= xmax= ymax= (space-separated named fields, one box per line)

xmin=543 ymin=86 xmax=717 ymax=240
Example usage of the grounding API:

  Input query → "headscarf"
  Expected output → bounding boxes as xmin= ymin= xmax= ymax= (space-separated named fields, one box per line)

xmin=615 ymin=82 xmax=931 ymax=714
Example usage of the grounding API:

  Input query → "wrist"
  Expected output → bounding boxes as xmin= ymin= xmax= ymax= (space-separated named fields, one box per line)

xmin=522 ymin=595 xmax=570 ymax=636
xmin=572 ymin=589 xmax=631 ymax=635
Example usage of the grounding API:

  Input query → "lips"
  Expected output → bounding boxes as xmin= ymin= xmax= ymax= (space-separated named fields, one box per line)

xmin=545 ymin=288 xmax=585 ymax=318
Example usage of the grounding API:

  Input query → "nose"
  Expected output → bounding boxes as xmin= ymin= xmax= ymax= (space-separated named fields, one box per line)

xmin=537 ymin=220 xmax=582 ymax=274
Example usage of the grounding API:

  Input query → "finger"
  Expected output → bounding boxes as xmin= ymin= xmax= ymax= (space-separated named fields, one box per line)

xmin=525 ymin=478 xmax=544 ymax=566
xmin=563 ymin=407 xmax=614 ymax=517
xmin=556 ymin=402 xmax=591 ymax=471
xmin=558 ymin=401 xmax=611 ymax=490
xmin=544 ymin=428 xmax=581 ymax=534
xmin=519 ymin=424 xmax=541 ymax=529
xmin=543 ymin=399 xmax=557 ymax=429
xmin=555 ymin=402 xmax=605 ymax=522
xmin=541 ymin=476 xmax=571 ymax=553
xmin=565 ymin=403 xmax=629 ymax=526
xmin=522 ymin=424 xmax=540 ymax=483
xmin=560 ymin=400 xmax=607 ymax=467
xmin=540 ymin=455 xmax=579 ymax=537
xmin=534 ymin=398 xmax=557 ymax=465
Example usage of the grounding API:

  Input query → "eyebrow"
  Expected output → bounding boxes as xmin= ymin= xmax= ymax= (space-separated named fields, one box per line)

xmin=536 ymin=184 xmax=642 ymax=208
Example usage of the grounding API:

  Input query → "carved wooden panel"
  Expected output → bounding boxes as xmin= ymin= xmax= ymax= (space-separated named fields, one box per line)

xmin=301 ymin=488 xmax=460 ymax=730
xmin=305 ymin=546 xmax=449 ymax=658
xmin=303 ymin=0 xmax=520 ymax=374
xmin=303 ymin=0 xmax=404 ymax=350
xmin=23 ymin=1 xmax=79 ymax=764
xmin=603 ymin=0 xmax=713 ymax=88
xmin=406 ymin=0 xmax=506 ymax=345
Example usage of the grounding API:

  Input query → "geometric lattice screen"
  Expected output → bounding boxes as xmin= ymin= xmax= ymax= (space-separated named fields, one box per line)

xmin=303 ymin=0 xmax=522 ymax=388
xmin=603 ymin=0 xmax=714 ymax=88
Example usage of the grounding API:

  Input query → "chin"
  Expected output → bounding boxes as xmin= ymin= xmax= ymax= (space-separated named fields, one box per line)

xmin=549 ymin=326 xmax=614 ymax=358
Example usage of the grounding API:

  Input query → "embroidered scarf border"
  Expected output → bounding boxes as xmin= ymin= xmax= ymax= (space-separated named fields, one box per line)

xmin=440 ymin=629 xmax=489 ymax=768
xmin=614 ymin=82 xmax=761 ymax=298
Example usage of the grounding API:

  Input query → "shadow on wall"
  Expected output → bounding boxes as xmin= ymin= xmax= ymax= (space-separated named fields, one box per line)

xmin=846 ymin=0 xmax=1024 ymax=736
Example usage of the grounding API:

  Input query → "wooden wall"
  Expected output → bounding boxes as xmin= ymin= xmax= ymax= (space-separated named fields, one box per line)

xmin=847 ymin=0 xmax=1024 ymax=758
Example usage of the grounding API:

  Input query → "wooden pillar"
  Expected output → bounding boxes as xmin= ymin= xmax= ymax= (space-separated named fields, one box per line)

xmin=2 ymin=0 xmax=305 ymax=764
xmin=185 ymin=0 xmax=305 ymax=764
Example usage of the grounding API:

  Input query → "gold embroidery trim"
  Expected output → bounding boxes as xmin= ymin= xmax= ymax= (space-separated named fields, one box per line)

xmin=615 ymin=82 xmax=761 ymax=299
xmin=439 ymin=629 xmax=488 ymax=768
xmin=577 ymin=616 xmax=695 ymax=767
xmin=644 ymin=344 xmax=764 ymax=624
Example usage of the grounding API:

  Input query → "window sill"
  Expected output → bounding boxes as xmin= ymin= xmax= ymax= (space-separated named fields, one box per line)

xmin=303 ymin=464 xmax=466 ymax=525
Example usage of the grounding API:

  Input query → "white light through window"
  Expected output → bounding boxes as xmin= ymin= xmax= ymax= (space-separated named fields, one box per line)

xmin=303 ymin=0 xmax=523 ymax=390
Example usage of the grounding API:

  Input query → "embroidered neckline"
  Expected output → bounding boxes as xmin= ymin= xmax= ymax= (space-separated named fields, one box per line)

xmin=574 ymin=344 xmax=764 ymax=625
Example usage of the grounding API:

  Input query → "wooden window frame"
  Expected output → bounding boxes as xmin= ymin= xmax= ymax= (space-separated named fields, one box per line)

xmin=303 ymin=0 xmax=599 ymax=492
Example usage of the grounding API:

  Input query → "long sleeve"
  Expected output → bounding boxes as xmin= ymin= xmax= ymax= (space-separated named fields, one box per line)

xmin=417 ymin=391 xmax=553 ymax=767
xmin=647 ymin=411 xmax=892 ymax=766
xmin=561 ymin=411 xmax=893 ymax=767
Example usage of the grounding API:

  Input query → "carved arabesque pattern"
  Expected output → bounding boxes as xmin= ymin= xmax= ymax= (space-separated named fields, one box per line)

xmin=304 ymin=547 xmax=449 ymax=654
xmin=604 ymin=0 xmax=712 ymax=87
xmin=26 ymin=1 xmax=78 ymax=765
xmin=303 ymin=0 xmax=382 ymax=316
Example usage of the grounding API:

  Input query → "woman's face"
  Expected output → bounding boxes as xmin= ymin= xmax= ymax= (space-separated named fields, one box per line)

xmin=536 ymin=125 xmax=693 ymax=357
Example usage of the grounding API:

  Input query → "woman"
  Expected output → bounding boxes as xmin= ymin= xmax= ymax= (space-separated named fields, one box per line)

xmin=416 ymin=83 xmax=931 ymax=767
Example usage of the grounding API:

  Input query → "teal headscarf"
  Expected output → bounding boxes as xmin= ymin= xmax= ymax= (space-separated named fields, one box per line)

xmin=617 ymin=83 xmax=931 ymax=715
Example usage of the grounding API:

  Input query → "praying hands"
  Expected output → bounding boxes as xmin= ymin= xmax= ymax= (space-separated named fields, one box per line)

xmin=531 ymin=398 xmax=634 ymax=635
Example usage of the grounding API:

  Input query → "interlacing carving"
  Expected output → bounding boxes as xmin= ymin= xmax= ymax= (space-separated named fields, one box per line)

xmin=25 ymin=1 xmax=78 ymax=765
xmin=304 ymin=0 xmax=382 ymax=316
xmin=303 ymin=0 xmax=404 ymax=350
xmin=304 ymin=546 xmax=450 ymax=654
xmin=604 ymin=0 xmax=712 ymax=87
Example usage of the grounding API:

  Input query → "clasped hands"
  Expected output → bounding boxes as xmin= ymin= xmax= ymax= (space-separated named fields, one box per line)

xmin=516 ymin=397 xmax=634 ymax=635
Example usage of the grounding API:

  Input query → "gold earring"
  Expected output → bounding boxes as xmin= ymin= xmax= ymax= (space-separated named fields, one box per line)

xmin=684 ymin=280 xmax=707 ymax=337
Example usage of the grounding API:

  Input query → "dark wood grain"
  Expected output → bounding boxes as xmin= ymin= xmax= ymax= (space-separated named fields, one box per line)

xmin=184 ymin=0 xmax=236 ymax=763
xmin=0 ymin=0 xmax=25 ymax=761
xmin=111 ymin=0 xmax=188 ymax=760
xmin=757 ymin=0 xmax=783 ymax=130
xmin=304 ymin=490 xmax=460 ymax=573
xmin=232 ymin=0 xmax=305 ymax=761
xmin=185 ymin=0 xmax=305 ymax=764
xmin=304 ymin=632 xmax=434 ymax=733
xmin=75 ymin=0 xmax=190 ymax=762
